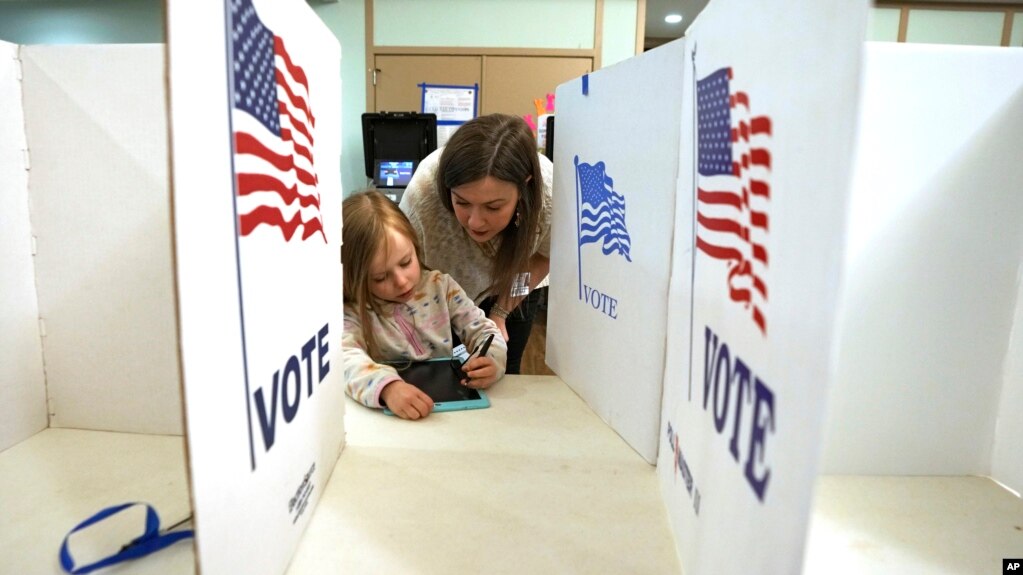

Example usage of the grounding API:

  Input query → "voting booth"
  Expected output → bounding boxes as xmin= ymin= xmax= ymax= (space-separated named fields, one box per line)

xmin=1 ymin=0 xmax=346 ymax=572
xmin=5 ymin=0 xmax=1022 ymax=571
xmin=0 ymin=42 xmax=195 ymax=575
xmin=654 ymin=0 xmax=871 ymax=570
xmin=821 ymin=43 xmax=1023 ymax=487
xmin=550 ymin=0 xmax=868 ymax=568
xmin=549 ymin=0 xmax=1023 ymax=572
xmin=169 ymin=0 xmax=346 ymax=572
xmin=546 ymin=39 xmax=686 ymax=465
xmin=804 ymin=43 xmax=1023 ymax=571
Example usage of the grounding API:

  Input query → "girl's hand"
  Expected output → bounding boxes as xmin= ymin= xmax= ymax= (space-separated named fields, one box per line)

xmin=490 ymin=314 xmax=510 ymax=342
xmin=380 ymin=380 xmax=434 ymax=419
xmin=461 ymin=356 xmax=499 ymax=389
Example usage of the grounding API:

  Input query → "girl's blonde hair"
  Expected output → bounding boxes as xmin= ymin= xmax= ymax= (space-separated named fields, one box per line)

xmin=435 ymin=113 xmax=543 ymax=302
xmin=342 ymin=190 xmax=425 ymax=358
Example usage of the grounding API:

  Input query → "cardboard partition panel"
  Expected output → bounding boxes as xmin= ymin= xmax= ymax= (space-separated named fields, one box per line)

xmin=0 ymin=39 xmax=191 ymax=571
xmin=17 ymin=44 xmax=182 ymax=436
xmin=995 ymin=276 xmax=1023 ymax=492
xmin=0 ymin=40 xmax=48 ymax=452
xmin=547 ymin=39 xmax=686 ymax=464
xmin=167 ymin=0 xmax=346 ymax=572
xmin=656 ymin=1 xmax=869 ymax=573
xmin=821 ymin=44 xmax=1023 ymax=489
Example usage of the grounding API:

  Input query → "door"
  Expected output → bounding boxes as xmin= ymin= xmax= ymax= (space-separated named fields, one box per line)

xmin=482 ymin=56 xmax=592 ymax=119
xmin=373 ymin=55 xmax=482 ymax=113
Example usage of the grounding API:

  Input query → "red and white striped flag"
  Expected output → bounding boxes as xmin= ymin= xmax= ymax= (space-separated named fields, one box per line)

xmin=695 ymin=67 xmax=771 ymax=335
xmin=231 ymin=0 xmax=325 ymax=242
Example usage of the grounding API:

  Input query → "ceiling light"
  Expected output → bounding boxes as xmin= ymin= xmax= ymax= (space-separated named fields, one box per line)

xmin=664 ymin=13 xmax=683 ymax=24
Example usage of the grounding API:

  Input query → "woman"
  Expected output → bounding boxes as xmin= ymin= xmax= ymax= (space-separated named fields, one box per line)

xmin=399 ymin=114 xmax=552 ymax=374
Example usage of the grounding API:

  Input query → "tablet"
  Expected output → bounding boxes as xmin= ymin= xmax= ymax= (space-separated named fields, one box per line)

xmin=382 ymin=358 xmax=490 ymax=415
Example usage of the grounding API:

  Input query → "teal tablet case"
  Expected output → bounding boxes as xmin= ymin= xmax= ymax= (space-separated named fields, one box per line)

xmin=382 ymin=358 xmax=490 ymax=415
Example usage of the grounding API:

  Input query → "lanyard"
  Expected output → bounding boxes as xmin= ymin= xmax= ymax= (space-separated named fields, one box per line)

xmin=59 ymin=502 xmax=194 ymax=574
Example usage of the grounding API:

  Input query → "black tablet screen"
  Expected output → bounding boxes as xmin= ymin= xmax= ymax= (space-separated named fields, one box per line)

xmin=394 ymin=360 xmax=482 ymax=403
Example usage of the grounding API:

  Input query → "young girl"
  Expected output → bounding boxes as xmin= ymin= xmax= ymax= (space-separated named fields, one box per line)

xmin=342 ymin=190 xmax=507 ymax=420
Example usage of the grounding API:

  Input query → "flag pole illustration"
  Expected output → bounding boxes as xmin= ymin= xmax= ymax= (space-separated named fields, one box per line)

xmin=575 ymin=154 xmax=633 ymax=300
xmin=575 ymin=155 xmax=584 ymax=300
xmin=230 ymin=0 xmax=326 ymax=243
xmin=694 ymin=66 xmax=772 ymax=335
xmin=688 ymin=42 xmax=698 ymax=402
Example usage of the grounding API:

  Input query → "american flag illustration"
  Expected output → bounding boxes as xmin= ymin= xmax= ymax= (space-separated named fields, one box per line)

xmin=696 ymin=67 xmax=771 ymax=335
xmin=575 ymin=156 xmax=632 ymax=261
xmin=230 ymin=0 xmax=325 ymax=242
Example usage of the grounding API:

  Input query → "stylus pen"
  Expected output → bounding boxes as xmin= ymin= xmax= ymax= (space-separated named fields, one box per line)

xmin=478 ymin=333 xmax=494 ymax=358
xmin=461 ymin=333 xmax=495 ymax=367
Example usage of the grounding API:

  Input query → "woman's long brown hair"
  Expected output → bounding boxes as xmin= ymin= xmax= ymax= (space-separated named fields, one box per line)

xmin=435 ymin=114 xmax=543 ymax=302
xmin=341 ymin=190 xmax=425 ymax=358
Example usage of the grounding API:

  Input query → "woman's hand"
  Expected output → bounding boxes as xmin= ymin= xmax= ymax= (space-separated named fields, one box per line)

xmin=490 ymin=313 xmax=510 ymax=342
xmin=380 ymin=380 xmax=434 ymax=419
xmin=461 ymin=356 xmax=499 ymax=389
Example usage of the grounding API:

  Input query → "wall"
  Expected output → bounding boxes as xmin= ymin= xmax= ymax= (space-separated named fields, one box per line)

xmin=312 ymin=0 xmax=368 ymax=199
xmin=373 ymin=0 xmax=595 ymax=48
xmin=906 ymin=9 xmax=1005 ymax=46
xmin=602 ymin=0 xmax=639 ymax=68
xmin=867 ymin=7 xmax=901 ymax=41
xmin=0 ymin=0 xmax=163 ymax=44
xmin=868 ymin=4 xmax=1023 ymax=46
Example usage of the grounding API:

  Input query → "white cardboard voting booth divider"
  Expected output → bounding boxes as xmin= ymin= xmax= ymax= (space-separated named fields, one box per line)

xmin=0 ymin=41 xmax=192 ymax=574
xmin=1 ymin=0 xmax=347 ymax=572
xmin=550 ymin=0 xmax=868 ymax=570
xmin=821 ymin=43 xmax=1023 ymax=492
xmin=1 ymin=43 xmax=180 ymax=450
xmin=1 ymin=40 xmax=48 ymax=453
xmin=547 ymin=39 xmax=686 ymax=465
xmin=548 ymin=7 xmax=1023 ymax=570
xmin=24 ymin=44 xmax=182 ymax=437
xmin=168 ymin=0 xmax=346 ymax=572
xmin=656 ymin=2 xmax=869 ymax=573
